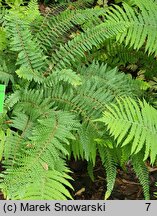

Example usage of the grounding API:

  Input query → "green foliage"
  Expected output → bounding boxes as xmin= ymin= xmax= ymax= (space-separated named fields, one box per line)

xmin=132 ymin=153 xmax=150 ymax=200
xmin=8 ymin=20 xmax=46 ymax=82
xmin=1 ymin=110 xmax=79 ymax=199
xmin=105 ymin=0 xmax=157 ymax=55
xmin=0 ymin=27 xmax=7 ymax=51
xmin=99 ymin=97 xmax=157 ymax=164
xmin=35 ymin=7 xmax=105 ymax=55
xmin=98 ymin=144 xmax=117 ymax=200
xmin=2 ymin=0 xmax=24 ymax=8
xmin=97 ymin=97 xmax=157 ymax=199
xmin=0 ymin=0 xmax=157 ymax=200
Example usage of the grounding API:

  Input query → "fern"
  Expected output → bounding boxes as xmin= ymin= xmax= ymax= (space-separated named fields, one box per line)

xmin=0 ymin=27 xmax=7 ymax=51
xmin=99 ymin=97 xmax=157 ymax=164
xmin=0 ymin=60 xmax=14 ymax=85
xmin=45 ymin=68 xmax=82 ymax=87
xmin=45 ymin=63 xmax=140 ymax=147
xmin=5 ymin=14 xmax=47 ymax=82
xmin=120 ymin=145 xmax=131 ymax=169
xmin=1 ymin=0 xmax=157 ymax=200
xmin=98 ymin=145 xmax=117 ymax=200
xmin=16 ymin=170 xmax=73 ymax=200
xmin=131 ymin=152 xmax=150 ymax=199
xmin=46 ymin=0 xmax=157 ymax=69
xmin=0 ymin=7 xmax=7 ymax=24
xmin=1 ymin=110 xmax=79 ymax=199
xmin=24 ymin=0 xmax=40 ymax=23
xmin=51 ymin=22 xmax=126 ymax=70
xmin=105 ymin=0 xmax=157 ymax=55
xmin=35 ymin=7 xmax=105 ymax=55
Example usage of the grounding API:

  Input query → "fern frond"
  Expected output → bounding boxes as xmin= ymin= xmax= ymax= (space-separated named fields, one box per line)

xmin=51 ymin=22 xmax=126 ymax=70
xmin=5 ymin=16 xmax=47 ymax=82
xmin=131 ymin=152 xmax=150 ymax=199
xmin=18 ymin=170 xmax=73 ymax=200
xmin=0 ymin=27 xmax=7 ymax=51
xmin=13 ymin=89 xmax=54 ymax=119
xmin=120 ymin=145 xmax=131 ymax=168
xmin=0 ymin=7 xmax=7 ymax=24
xmin=98 ymin=145 xmax=116 ymax=200
xmin=10 ymin=112 xmax=35 ymax=137
xmin=93 ymin=39 xmax=141 ymax=66
xmin=105 ymin=1 xmax=157 ymax=55
xmin=87 ymin=161 xmax=95 ymax=182
xmin=78 ymin=61 xmax=141 ymax=98
xmin=36 ymin=8 xmax=105 ymax=54
xmin=45 ymin=68 xmax=82 ymax=87
xmin=0 ymin=163 xmax=73 ymax=200
xmin=131 ymin=0 xmax=157 ymax=10
xmin=5 ymin=90 xmax=21 ymax=110
xmin=44 ymin=62 xmax=141 ymax=163
xmin=100 ymin=97 xmax=157 ymax=164
xmin=1 ymin=111 xmax=79 ymax=199
xmin=94 ymin=39 xmax=157 ymax=80
xmin=47 ymin=63 xmax=136 ymax=123
xmin=77 ymin=123 xmax=97 ymax=163
xmin=23 ymin=0 xmax=40 ymax=24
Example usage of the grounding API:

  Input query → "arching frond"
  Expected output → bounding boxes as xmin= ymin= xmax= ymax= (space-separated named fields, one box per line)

xmin=51 ymin=22 xmax=126 ymax=70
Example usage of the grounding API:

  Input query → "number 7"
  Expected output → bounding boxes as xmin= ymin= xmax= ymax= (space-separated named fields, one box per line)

xmin=145 ymin=203 xmax=151 ymax=211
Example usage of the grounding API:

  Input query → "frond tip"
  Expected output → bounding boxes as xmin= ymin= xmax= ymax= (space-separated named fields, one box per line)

xmin=132 ymin=153 xmax=150 ymax=200
xmin=98 ymin=145 xmax=116 ymax=200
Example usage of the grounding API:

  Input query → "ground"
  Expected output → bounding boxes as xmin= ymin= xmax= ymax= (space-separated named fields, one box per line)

xmin=69 ymin=157 xmax=157 ymax=200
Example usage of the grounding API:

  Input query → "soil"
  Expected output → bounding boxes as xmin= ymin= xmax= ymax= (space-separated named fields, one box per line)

xmin=68 ymin=157 xmax=157 ymax=200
